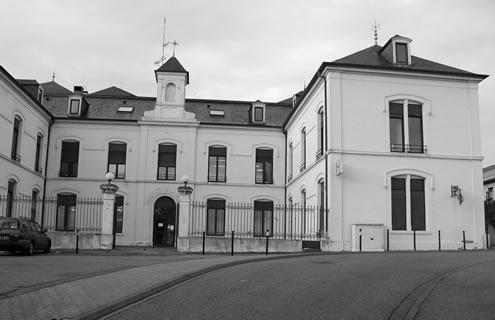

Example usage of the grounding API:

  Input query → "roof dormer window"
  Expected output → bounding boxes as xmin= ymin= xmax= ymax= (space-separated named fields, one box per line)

xmin=251 ymin=101 xmax=266 ymax=124
xmin=69 ymin=98 xmax=81 ymax=115
xmin=395 ymin=43 xmax=408 ymax=64
xmin=37 ymin=87 xmax=44 ymax=103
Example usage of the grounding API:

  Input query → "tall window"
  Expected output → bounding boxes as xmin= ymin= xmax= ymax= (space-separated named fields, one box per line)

xmin=255 ymin=148 xmax=273 ymax=184
xmin=59 ymin=141 xmax=79 ymax=177
xmin=395 ymin=43 xmax=408 ymax=64
xmin=288 ymin=143 xmax=293 ymax=181
xmin=6 ymin=179 xmax=16 ymax=218
xmin=157 ymin=143 xmax=177 ymax=180
xmin=108 ymin=142 xmax=127 ymax=179
xmin=254 ymin=200 xmax=273 ymax=237
xmin=56 ymin=194 xmax=76 ymax=231
xmin=31 ymin=189 xmax=39 ymax=221
xmin=317 ymin=109 xmax=324 ymax=158
xmin=208 ymin=146 xmax=227 ymax=182
xmin=389 ymin=101 xmax=424 ymax=153
xmin=114 ymin=195 xmax=124 ymax=234
xmin=300 ymin=128 xmax=306 ymax=171
xmin=318 ymin=179 xmax=325 ymax=234
xmin=35 ymin=134 xmax=43 ymax=173
xmin=391 ymin=176 xmax=426 ymax=231
xmin=206 ymin=199 xmax=226 ymax=236
xmin=11 ymin=116 xmax=22 ymax=161
xmin=301 ymin=189 xmax=306 ymax=234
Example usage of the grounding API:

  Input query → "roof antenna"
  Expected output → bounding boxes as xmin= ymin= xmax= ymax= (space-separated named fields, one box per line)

xmin=52 ymin=72 xmax=56 ymax=82
xmin=155 ymin=18 xmax=171 ymax=66
xmin=371 ymin=20 xmax=380 ymax=45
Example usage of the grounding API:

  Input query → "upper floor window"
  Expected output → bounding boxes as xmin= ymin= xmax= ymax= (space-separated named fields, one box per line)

xmin=317 ymin=109 xmax=324 ymax=159
xmin=11 ymin=116 xmax=22 ymax=162
xmin=37 ymin=87 xmax=44 ymax=103
xmin=255 ymin=148 xmax=273 ymax=184
xmin=69 ymin=98 xmax=81 ymax=115
xmin=165 ymin=83 xmax=176 ymax=102
xmin=254 ymin=200 xmax=273 ymax=237
xmin=251 ymin=101 xmax=266 ymax=124
xmin=300 ymin=128 xmax=306 ymax=171
xmin=395 ymin=43 xmax=408 ymax=64
xmin=208 ymin=146 xmax=227 ymax=182
xmin=59 ymin=141 xmax=79 ymax=177
xmin=157 ymin=143 xmax=176 ymax=180
xmin=389 ymin=100 xmax=424 ymax=153
xmin=288 ymin=143 xmax=293 ymax=181
xmin=254 ymin=107 xmax=264 ymax=122
xmin=56 ymin=193 xmax=76 ymax=231
xmin=206 ymin=199 xmax=226 ymax=236
xmin=35 ymin=133 xmax=43 ymax=173
xmin=108 ymin=142 xmax=127 ymax=179
xmin=6 ymin=179 xmax=16 ymax=218
xmin=391 ymin=176 xmax=425 ymax=231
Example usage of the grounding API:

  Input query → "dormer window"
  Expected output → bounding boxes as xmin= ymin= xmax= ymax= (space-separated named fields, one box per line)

xmin=395 ymin=43 xmax=408 ymax=64
xmin=69 ymin=98 xmax=81 ymax=115
xmin=37 ymin=87 xmax=44 ymax=103
xmin=251 ymin=101 xmax=266 ymax=124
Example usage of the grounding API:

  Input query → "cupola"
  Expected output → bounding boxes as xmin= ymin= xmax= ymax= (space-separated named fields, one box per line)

xmin=154 ymin=56 xmax=189 ymax=108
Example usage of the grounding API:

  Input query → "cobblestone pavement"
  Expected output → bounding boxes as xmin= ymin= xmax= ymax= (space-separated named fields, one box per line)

xmin=0 ymin=249 xmax=301 ymax=319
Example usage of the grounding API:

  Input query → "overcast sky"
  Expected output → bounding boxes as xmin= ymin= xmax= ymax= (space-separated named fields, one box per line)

xmin=2 ymin=0 xmax=495 ymax=165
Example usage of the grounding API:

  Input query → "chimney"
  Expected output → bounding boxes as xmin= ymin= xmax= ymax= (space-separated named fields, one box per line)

xmin=73 ymin=86 xmax=85 ymax=94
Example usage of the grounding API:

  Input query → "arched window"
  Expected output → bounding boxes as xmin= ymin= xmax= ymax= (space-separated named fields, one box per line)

xmin=11 ymin=116 xmax=22 ymax=162
xmin=31 ymin=189 xmax=40 ymax=221
xmin=300 ymin=128 xmax=306 ymax=171
xmin=165 ymin=83 xmax=176 ymax=102
xmin=35 ymin=133 xmax=43 ymax=173
xmin=317 ymin=108 xmax=324 ymax=158
xmin=389 ymin=100 xmax=424 ymax=153
xmin=6 ymin=179 xmax=17 ymax=217
xmin=208 ymin=146 xmax=227 ymax=182
xmin=288 ymin=142 xmax=293 ymax=181
xmin=318 ymin=179 xmax=325 ymax=234
xmin=254 ymin=200 xmax=273 ymax=237
xmin=301 ymin=189 xmax=307 ymax=234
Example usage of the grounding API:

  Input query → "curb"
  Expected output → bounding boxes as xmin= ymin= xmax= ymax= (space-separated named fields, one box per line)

xmin=79 ymin=252 xmax=325 ymax=320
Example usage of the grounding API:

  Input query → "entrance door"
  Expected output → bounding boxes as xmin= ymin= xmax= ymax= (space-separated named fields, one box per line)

xmin=153 ymin=196 xmax=176 ymax=247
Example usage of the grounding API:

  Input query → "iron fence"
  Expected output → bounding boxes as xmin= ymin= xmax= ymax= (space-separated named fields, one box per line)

xmin=0 ymin=195 xmax=103 ymax=234
xmin=190 ymin=201 xmax=329 ymax=240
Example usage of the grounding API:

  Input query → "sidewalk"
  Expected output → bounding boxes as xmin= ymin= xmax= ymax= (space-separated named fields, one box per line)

xmin=0 ymin=250 xmax=315 ymax=320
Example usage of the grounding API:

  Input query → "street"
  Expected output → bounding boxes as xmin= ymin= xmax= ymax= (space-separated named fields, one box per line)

xmin=106 ymin=251 xmax=495 ymax=320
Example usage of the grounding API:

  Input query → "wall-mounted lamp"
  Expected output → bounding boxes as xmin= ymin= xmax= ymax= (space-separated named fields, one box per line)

xmin=451 ymin=185 xmax=463 ymax=205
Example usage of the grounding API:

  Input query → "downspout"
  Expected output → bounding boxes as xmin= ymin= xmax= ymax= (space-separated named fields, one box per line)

xmin=283 ymin=128 xmax=288 ymax=239
xmin=41 ymin=119 xmax=53 ymax=228
xmin=320 ymin=72 xmax=329 ymax=233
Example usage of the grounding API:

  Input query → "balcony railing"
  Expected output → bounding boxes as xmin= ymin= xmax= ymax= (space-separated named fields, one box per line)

xmin=390 ymin=144 xmax=427 ymax=154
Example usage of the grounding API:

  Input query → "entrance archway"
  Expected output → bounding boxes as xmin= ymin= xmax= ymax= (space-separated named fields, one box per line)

xmin=153 ymin=196 xmax=176 ymax=247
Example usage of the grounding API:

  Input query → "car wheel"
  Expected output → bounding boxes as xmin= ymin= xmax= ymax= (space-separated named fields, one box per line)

xmin=44 ymin=241 xmax=51 ymax=254
xmin=25 ymin=242 xmax=34 ymax=256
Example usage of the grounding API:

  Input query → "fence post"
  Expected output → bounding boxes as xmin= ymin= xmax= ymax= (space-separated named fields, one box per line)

xmin=487 ymin=233 xmax=490 ymax=249
xmin=438 ymin=230 xmax=441 ymax=251
xmin=413 ymin=230 xmax=416 ymax=251
xmin=386 ymin=229 xmax=389 ymax=252
xmin=231 ymin=230 xmax=235 ymax=256
xmin=266 ymin=229 xmax=269 ymax=255
xmin=463 ymin=230 xmax=466 ymax=250
xmin=75 ymin=229 xmax=80 ymax=254
xmin=99 ymin=182 xmax=119 ymax=250
xmin=202 ymin=231 xmax=206 ymax=255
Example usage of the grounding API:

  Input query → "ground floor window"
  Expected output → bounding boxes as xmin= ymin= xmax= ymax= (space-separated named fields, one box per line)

xmin=56 ymin=194 xmax=76 ymax=231
xmin=391 ymin=176 xmax=425 ymax=231
xmin=207 ymin=199 xmax=225 ymax=236
xmin=114 ymin=195 xmax=124 ymax=234
xmin=254 ymin=200 xmax=273 ymax=237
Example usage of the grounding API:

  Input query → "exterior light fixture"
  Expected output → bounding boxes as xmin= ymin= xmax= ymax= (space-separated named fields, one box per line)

xmin=105 ymin=172 xmax=115 ymax=185
xmin=177 ymin=174 xmax=193 ymax=195
xmin=451 ymin=185 xmax=463 ymax=205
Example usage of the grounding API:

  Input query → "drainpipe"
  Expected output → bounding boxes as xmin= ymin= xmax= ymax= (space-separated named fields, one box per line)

xmin=320 ymin=71 xmax=329 ymax=233
xmin=41 ymin=119 xmax=53 ymax=228
xmin=283 ymin=129 xmax=288 ymax=239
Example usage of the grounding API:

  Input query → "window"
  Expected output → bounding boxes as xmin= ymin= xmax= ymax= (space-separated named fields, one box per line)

xmin=56 ymin=194 xmax=76 ymax=231
xmin=157 ymin=143 xmax=177 ymax=180
xmin=108 ymin=142 xmax=127 ymax=179
xmin=6 ymin=180 xmax=16 ymax=218
xmin=37 ymin=87 xmax=43 ymax=103
xmin=318 ymin=179 xmax=325 ymax=234
xmin=254 ymin=107 xmax=264 ymax=122
xmin=254 ymin=200 xmax=273 ymax=237
xmin=11 ymin=116 xmax=21 ymax=161
xmin=255 ymin=148 xmax=273 ymax=184
xmin=165 ymin=83 xmax=176 ymax=102
xmin=114 ymin=195 xmax=124 ymax=234
xmin=117 ymin=106 xmax=134 ymax=113
xmin=301 ymin=189 xmax=307 ymax=234
xmin=35 ymin=134 xmax=43 ymax=173
xmin=317 ymin=109 xmax=324 ymax=158
xmin=395 ymin=43 xmax=408 ymax=64
xmin=208 ymin=146 xmax=227 ymax=182
xmin=31 ymin=189 xmax=39 ymax=221
xmin=206 ymin=199 xmax=225 ymax=236
xmin=69 ymin=99 xmax=80 ymax=115
xmin=59 ymin=141 xmax=79 ymax=177
xmin=288 ymin=143 xmax=293 ymax=181
xmin=389 ymin=101 xmax=424 ymax=153
xmin=391 ymin=176 xmax=425 ymax=231
xmin=300 ymin=128 xmax=306 ymax=171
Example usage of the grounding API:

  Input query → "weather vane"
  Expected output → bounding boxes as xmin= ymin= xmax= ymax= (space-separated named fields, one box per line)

xmin=171 ymin=40 xmax=179 ymax=57
xmin=371 ymin=21 xmax=380 ymax=45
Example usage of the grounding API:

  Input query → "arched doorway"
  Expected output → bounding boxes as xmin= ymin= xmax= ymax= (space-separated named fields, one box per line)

xmin=153 ymin=196 xmax=176 ymax=247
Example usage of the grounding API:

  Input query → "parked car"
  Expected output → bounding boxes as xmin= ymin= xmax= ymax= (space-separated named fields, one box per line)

xmin=0 ymin=217 xmax=51 ymax=255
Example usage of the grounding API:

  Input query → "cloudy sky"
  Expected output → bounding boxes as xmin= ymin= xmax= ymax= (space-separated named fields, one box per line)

xmin=2 ymin=0 xmax=495 ymax=164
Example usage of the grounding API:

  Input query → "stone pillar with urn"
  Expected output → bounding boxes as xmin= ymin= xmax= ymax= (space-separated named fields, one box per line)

xmin=177 ymin=175 xmax=193 ymax=251
xmin=99 ymin=172 xmax=119 ymax=249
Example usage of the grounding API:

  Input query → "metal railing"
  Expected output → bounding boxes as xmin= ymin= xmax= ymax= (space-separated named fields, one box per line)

xmin=390 ymin=144 xmax=427 ymax=154
xmin=190 ymin=202 xmax=329 ymax=240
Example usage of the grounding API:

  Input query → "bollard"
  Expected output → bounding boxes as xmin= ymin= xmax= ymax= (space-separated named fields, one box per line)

xmin=265 ymin=229 xmax=270 ymax=255
xmin=359 ymin=229 xmax=362 ymax=252
xmin=202 ymin=231 xmax=206 ymax=255
xmin=487 ymin=233 xmax=490 ymax=249
xmin=386 ymin=229 xmax=389 ymax=252
xmin=463 ymin=230 xmax=466 ymax=250
xmin=438 ymin=230 xmax=441 ymax=252
xmin=413 ymin=230 xmax=416 ymax=251
xmin=75 ymin=229 xmax=80 ymax=254
xmin=231 ymin=230 xmax=235 ymax=256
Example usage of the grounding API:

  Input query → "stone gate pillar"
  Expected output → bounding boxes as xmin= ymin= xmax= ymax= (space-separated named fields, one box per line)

xmin=99 ymin=182 xmax=119 ymax=249
xmin=177 ymin=180 xmax=193 ymax=251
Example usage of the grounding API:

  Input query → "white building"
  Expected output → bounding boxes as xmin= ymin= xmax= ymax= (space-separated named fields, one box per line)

xmin=0 ymin=34 xmax=489 ymax=251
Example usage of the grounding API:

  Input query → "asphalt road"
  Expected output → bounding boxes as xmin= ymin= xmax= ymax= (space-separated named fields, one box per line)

xmin=106 ymin=251 xmax=495 ymax=320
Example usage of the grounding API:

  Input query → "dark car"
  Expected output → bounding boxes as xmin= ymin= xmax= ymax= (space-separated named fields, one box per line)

xmin=0 ymin=217 xmax=51 ymax=255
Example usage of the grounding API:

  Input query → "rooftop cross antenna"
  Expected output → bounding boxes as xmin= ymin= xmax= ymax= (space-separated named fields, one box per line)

xmin=171 ymin=40 xmax=179 ymax=57
xmin=52 ymin=72 xmax=55 ymax=82
xmin=371 ymin=21 xmax=380 ymax=45
xmin=155 ymin=18 xmax=171 ymax=66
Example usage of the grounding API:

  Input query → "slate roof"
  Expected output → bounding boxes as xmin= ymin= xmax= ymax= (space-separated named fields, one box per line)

xmin=89 ymin=86 xmax=136 ymax=97
xmin=41 ymin=81 xmax=73 ymax=95
xmin=155 ymin=56 xmax=189 ymax=84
